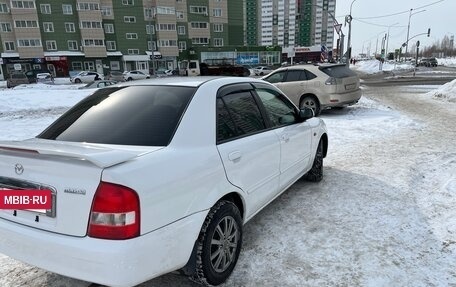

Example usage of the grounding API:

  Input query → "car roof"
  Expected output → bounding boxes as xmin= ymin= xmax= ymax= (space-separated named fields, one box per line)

xmin=116 ymin=76 xmax=267 ymax=88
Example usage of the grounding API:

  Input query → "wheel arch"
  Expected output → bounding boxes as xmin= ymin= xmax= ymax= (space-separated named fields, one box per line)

xmin=299 ymin=93 xmax=320 ymax=107
xmin=219 ymin=192 xmax=245 ymax=221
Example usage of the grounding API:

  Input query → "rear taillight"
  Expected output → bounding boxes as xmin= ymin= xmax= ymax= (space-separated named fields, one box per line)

xmin=325 ymin=77 xmax=337 ymax=85
xmin=88 ymin=182 xmax=140 ymax=240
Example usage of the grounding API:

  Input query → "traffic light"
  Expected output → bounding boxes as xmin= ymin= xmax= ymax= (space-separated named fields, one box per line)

xmin=427 ymin=28 xmax=431 ymax=37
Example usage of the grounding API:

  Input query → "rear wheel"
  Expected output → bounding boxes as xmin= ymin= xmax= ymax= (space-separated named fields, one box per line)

xmin=127 ymin=77 xmax=133 ymax=81
xmin=75 ymin=78 xmax=82 ymax=84
xmin=304 ymin=140 xmax=324 ymax=182
xmin=191 ymin=201 xmax=242 ymax=286
xmin=300 ymin=95 xmax=321 ymax=116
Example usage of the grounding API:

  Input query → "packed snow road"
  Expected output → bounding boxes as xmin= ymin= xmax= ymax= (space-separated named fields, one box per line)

xmin=0 ymin=80 xmax=455 ymax=287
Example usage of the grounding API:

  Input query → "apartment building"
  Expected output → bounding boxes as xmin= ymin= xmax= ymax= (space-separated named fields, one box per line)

xmin=247 ymin=0 xmax=335 ymax=50
xmin=0 ymin=0 xmax=243 ymax=78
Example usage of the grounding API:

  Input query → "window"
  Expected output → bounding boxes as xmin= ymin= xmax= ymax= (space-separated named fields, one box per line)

xmin=147 ymin=41 xmax=157 ymax=51
xmin=176 ymin=11 xmax=184 ymax=19
xmin=128 ymin=49 xmax=139 ymax=55
xmin=104 ymin=23 xmax=114 ymax=33
xmin=158 ymin=40 xmax=177 ymax=47
xmin=15 ymin=20 xmax=38 ymax=28
xmin=146 ymin=24 xmax=155 ymax=34
xmin=17 ymin=39 xmax=41 ymax=47
xmin=213 ymin=38 xmax=223 ymax=47
xmin=84 ymin=62 xmax=94 ymax=70
xmin=46 ymin=40 xmax=57 ymax=50
xmin=217 ymin=92 xmax=266 ymax=143
xmin=126 ymin=33 xmax=138 ymax=39
xmin=65 ymin=22 xmax=75 ymax=32
xmin=178 ymin=26 xmax=185 ymax=35
xmin=212 ymin=8 xmax=222 ymax=17
xmin=4 ymin=41 xmax=15 ymax=51
xmin=122 ymin=0 xmax=134 ymax=5
xmin=191 ymin=37 xmax=209 ymax=44
xmin=256 ymin=89 xmax=297 ymax=127
xmin=62 ymin=4 xmax=72 ymax=14
xmin=71 ymin=62 xmax=82 ymax=70
xmin=190 ymin=6 xmax=207 ymax=14
xmin=106 ymin=41 xmax=116 ymax=50
xmin=157 ymin=6 xmax=175 ymax=14
xmin=190 ymin=22 xmax=207 ymax=29
xmin=263 ymin=71 xmax=285 ymax=84
xmin=38 ymin=86 xmax=196 ymax=147
xmin=101 ymin=6 xmax=112 ymax=16
xmin=157 ymin=23 xmax=176 ymax=31
xmin=124 ymin=16 xmax=136 ymax=23
xmin=78 ymin=3 xmax=99 ymax=11
xmin=213 ymin=23 xmax=223 ymax=32
xmin=1 ymin=22 xmax=12 ymax=32
xmin=144 ymin=8 xmax=153 ymax=18
xmin=40 ymin=4 xmax=51 ymax=14
xmin=81 ymin=21 xmax=102 ymax=29
xmin=284 ymin=70 xmax=306 ymax=82
xmin=110 ymin=61 xmax=120 ymax=70
xmin=11 ymin=1 xmax=35 ymax=9
xmin=83 ymin=39 xmax=104 ymax=46
xmin=0 ymin=3 xmax=8 ymax=13
xmin=68 ymin=40 xmax=78 ymax=50
xmin=178 ymin=41 xmax=186 ymax=50
xmin=43 ymin=22 xmax=54 ymax=32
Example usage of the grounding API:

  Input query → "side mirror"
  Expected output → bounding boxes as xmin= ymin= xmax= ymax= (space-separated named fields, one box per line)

xmin=299 ymin=107 xmax=314 ymax=121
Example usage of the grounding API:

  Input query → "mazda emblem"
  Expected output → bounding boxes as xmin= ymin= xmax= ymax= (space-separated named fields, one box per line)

xmin=15 ymin=164 xmax=24 ymax=175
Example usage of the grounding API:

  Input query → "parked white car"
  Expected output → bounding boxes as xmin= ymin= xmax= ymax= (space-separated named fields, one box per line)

xmin=70 ymin=71 xmax=103 ymax=83
xmin=253 ymin=66 xmax=274 ymax=76
xmin=123 ymin=70 xmax=150 ymax=81
xmin=0 ymin=77 xmax=328 ymax=287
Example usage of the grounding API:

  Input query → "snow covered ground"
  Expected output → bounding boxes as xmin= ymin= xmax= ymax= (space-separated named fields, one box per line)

xmin=437 ymin=57 xmax=456 ymax=67
xmin=351 ymin=60 xmax=414 ymax=74
xmin=0 ymin=80 xmax=455 ymax=286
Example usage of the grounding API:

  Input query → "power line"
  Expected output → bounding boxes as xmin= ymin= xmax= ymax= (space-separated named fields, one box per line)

xmin=353 ymin=18 xmax=406 ymax=28
xmin=355 ymin=0 xmax=444 ymax=20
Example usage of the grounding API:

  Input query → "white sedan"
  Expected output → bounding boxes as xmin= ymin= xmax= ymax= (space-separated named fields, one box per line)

xmin=70 ymin=71 xmax=103 ymax=83
xmin=253 ymin=66 xmax=274 ymax=76
xmin=0 ymin=77 xmax=328 ymax=287
xmin=123 ymin=70 xmax=150 ymax=81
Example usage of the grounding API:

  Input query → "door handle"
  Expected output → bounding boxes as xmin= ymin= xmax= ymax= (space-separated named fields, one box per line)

xmin=228 ymin=151 xmax=242 ymax=162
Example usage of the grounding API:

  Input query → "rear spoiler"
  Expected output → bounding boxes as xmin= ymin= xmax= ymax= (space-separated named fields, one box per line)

xmin=0 ymin=139 xmax=158 ymax=168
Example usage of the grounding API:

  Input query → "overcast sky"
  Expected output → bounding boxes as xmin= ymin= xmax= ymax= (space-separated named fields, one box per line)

xmin=334 ymin=0 xmax=452 ymax=56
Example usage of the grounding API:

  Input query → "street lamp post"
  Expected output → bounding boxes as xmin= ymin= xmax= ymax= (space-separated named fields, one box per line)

xmin=346 ymin=0 xmax=357 ymax=63
xmin=405 ymin=9 xmax=426 ymax=57
xmin=375 ymin=30 xmax=386 ymax=57
xmin=385 ymin=22 xmax=399 ymax=60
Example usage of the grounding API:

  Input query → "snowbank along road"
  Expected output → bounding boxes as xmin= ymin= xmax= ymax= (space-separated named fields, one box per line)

xmin=0 ymin=76 xmax=455 ymax=286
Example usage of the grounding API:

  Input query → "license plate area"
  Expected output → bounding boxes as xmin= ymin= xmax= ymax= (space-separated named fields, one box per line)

xmin=345 ymin=83 xmax=356 ymax=90
xmin=0 ymin=176 xmax=56 ymax=217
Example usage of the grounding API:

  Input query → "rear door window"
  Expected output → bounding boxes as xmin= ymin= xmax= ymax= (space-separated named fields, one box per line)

xmin=216 ymin=92 xmax=266 ymax=143
xmin=38 ymin=86 xmax=195 ymax=146
xmin=285 ymin=70 xmax=306 ymax=82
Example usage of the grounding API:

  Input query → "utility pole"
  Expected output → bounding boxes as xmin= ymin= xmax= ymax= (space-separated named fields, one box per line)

xmin=346 ymin=0 xmax=357 ymax=65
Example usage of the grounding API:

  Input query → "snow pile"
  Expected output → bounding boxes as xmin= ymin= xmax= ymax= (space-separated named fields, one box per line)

xmin=425 ymin=79 xmax=456 ymax=103
xmin=352 ymin=59 xmax=414 ymax=74
xmin=437 ymin=57 xmax=456 ymax=67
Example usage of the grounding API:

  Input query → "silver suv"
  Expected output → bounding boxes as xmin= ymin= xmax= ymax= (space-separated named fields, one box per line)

xmin=262 ymin=64 xmax=362 ymax=115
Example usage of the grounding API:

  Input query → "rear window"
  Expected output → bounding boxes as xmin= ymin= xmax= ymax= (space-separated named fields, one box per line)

xmin=38 ymin=86 xmax=195 ymax=146
xmin=11 ymin=73 xmax=26 ymax=79
xmin=319 ymin=65 xmax=357 ymax=78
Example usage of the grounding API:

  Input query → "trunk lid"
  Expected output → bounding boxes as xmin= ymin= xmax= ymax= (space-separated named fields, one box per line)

xmin=319 ymin=64 xmax=360 ymax=93
xmin=0 ymin=138 xmax=160 ymax=237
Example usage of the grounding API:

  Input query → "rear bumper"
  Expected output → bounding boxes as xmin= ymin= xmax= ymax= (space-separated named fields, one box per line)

xmin=321 ymin=88 xmax=362 ymax=108
xmin=0 ymin=210 xmax=207 ymax=287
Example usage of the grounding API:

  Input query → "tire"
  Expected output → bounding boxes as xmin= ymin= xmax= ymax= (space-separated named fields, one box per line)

xmin=191 ymin=201 xmax=243 ymax=286
xmin=304 ymin=140 xmax=324 ymax=182
xmin=75 ymin=78 xmax=81 ymax=84
xmin=127 ymin=77 xmax=133 ymax=81
xmin=300 ymin=95 xmax=321 ymax=116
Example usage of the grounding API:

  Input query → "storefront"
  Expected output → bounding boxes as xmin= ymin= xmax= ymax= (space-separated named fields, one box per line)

xmin=1 ymin=53 xmax=47 ymax=77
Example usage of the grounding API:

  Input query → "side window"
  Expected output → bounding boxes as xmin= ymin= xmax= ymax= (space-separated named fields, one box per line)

xmin=256 ymin=89 xmax=297 ymax=127
xmin=285 ymin=70 xmax=306 ymax=82
xmin=263 ymin=71 xmax=286 ymax=84
xmin=217 ymin=92 xmax=266 ymax=143
xmin=305 ymin=70 xmax=317 ymax=80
